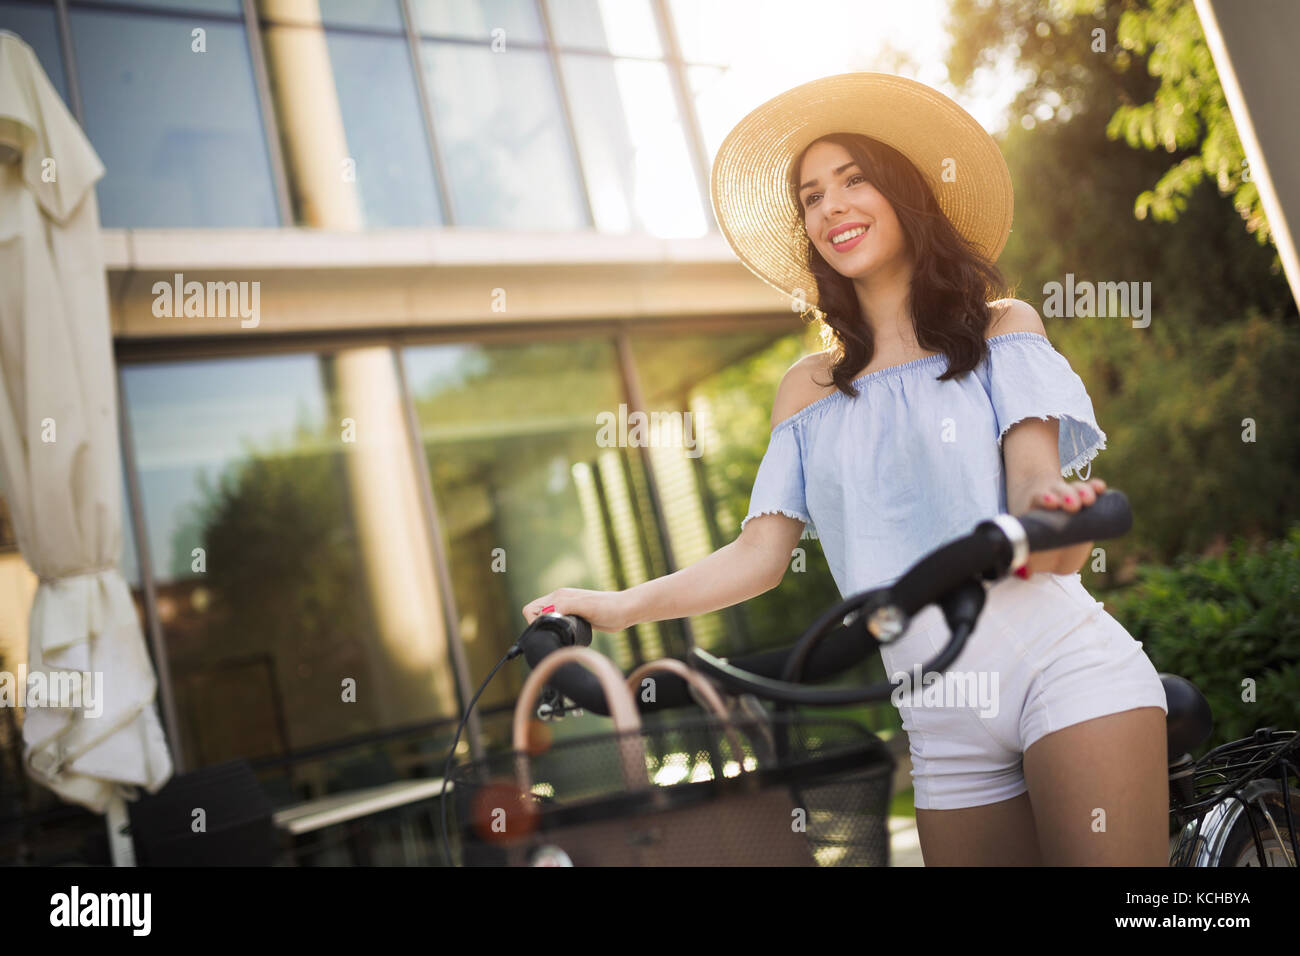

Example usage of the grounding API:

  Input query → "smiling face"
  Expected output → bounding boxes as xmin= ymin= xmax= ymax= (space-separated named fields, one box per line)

xmin=796 ymin=138 xmax=912 ymax=282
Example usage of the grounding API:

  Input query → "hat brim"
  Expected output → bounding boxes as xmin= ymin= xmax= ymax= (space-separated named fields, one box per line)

xmin=710 ymin=72 xmax=1013 ymax=312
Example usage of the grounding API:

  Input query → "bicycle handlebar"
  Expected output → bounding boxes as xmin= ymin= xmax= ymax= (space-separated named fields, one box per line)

xmin=519 ymin=607 xmax=876 ymax=714
xmin=520 ymin=490 xmax=1133 ymax=714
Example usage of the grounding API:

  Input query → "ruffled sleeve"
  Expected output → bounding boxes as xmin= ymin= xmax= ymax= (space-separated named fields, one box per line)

xmin=740 ymin=418 xmax=816 ymax=535
xmin=982 ymin=332 xmax=1108 ymax=479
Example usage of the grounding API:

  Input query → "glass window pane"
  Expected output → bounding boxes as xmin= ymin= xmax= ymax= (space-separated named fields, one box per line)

xmin=318 ymin=0 xmax=403 ymax=30
xmin=562 ymin=55 xmax=705 ymax=236
xmin=403 ymin=338 xmax=686 ymax=745
xmin=0 ymin=1 xmax=70 ymax=105
xmin=627 ymin=329 xmax=836 ymax=653
xmin=412 ymin=0 xmax=544 ymax=43
xmin=420 ymin=42 xmax=586 ymax=229
xmin=78 ymin=0 xmax=242 ymax=15
xmin=122 ymin=350 xmax=460 ymax=787
xmin=687 ymin=64 xmax=733 ymax=165
xmin=69 ymin=8 xmax=280 ymax=227
xmin=546 ymin=0 xmax=661 ymax=57
xmin=319 ymin=29 xmax=443 ymax=226
xmin=258 ymin=0 xmax=404 ymax=31
xmin=666 ymin=0 xmax=737 ymax=64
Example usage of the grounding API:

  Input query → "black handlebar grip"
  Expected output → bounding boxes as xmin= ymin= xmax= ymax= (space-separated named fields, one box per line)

xmin=890 ymin=531 xmax=1003 ymax=618
xmin=1017 ymin=488 xmax=1132 ymax=553
xmin=518 ymin=613 xmax=605 ymax=713
xmin=518 ymin=613 xmax=696 ymax=716
xmin=526 ymin=612 xmax=593 ymax=649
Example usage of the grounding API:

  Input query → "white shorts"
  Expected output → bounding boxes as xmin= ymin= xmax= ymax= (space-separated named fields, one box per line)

xmin=879 ymin=571 xmax=1168 ymax=811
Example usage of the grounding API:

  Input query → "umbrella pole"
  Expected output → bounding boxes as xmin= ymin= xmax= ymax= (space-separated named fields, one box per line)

xmin=106 ymin=793 xmax=136 ymax=866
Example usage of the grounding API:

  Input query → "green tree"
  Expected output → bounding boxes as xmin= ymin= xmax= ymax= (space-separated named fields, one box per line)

xmin=1104 ymin=0 xmax=1270 ymax=249
xmin=944 ymin=0 xmax=1299 ymax=574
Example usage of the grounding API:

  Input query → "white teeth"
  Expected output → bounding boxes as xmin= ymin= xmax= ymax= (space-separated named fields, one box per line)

xmin=831 ymin=225 xmax=868 ymax=244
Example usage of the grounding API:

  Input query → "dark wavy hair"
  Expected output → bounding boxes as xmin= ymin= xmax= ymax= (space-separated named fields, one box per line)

xmin=787 ymin=133 xmax=1013 ymax=398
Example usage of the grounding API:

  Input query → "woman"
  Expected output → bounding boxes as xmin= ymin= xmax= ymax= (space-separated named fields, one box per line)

xmin=522 ymin=73 xmax=1169 ymax=866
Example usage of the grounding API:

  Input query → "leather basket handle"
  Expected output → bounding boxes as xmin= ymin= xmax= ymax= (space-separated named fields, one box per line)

xmin=625 ymin=658 xmax=748 ymax=769
xmin=512 ymin=646 xmax=646 ymax=792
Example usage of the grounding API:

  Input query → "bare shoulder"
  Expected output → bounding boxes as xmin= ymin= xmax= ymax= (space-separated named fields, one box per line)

xmin=986 ymin=298 xmax=1048 ymax=340
xmin=770 ymin=352 xmax=835 ymax=431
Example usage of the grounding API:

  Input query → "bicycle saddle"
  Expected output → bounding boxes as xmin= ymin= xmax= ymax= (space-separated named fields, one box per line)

xmin=1161 ymin=673 xmax=1213 ymax=759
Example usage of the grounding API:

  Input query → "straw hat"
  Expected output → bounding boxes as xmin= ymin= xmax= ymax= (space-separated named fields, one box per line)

xmin=709 ymin=72 xmax=1013 ymax=313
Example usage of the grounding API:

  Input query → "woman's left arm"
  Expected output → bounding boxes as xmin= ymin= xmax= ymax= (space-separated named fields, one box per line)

xmin=1003 ymin=415 xmax=1109 ymax=575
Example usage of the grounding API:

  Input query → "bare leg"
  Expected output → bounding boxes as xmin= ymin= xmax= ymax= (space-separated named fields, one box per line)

xmin=1022 ymin=707 xmax=1168 ymax=866
xmin=915 ymin=791 xmax=1043 ymax=865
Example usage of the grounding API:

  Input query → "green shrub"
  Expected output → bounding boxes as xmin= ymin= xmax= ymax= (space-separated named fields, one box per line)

xmin=1106 ymin=524 xmax=1300 ymax=752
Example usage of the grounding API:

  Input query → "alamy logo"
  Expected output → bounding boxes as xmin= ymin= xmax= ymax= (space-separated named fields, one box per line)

xmin=152 ymin=272 xmax=260 ymax=328
xmin=50 ymin=886 xmax=151 ymax=935
xmin=595 ymin=404 xmax=700 ymax=458
xmin=0 ymin=667 xmax=102 ymax=717
xmin=1042 ymin=273 xmax=1151 ymax=328
xmin=891 ymin=663 xmax=1000 ymax=718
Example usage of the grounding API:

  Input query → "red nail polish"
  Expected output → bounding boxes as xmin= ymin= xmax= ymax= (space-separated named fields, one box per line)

xmin=1063 ymin=496 xmax=1073 ymax=504
xmin=541 ymin=604 xmax=555 ymax=613
xmin=1015 ymin=566 xmax=1029 ymax=579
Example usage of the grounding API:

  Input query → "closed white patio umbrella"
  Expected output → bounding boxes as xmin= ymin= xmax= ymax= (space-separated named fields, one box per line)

xmin=0 ymin=31 xmax=173 ymax=857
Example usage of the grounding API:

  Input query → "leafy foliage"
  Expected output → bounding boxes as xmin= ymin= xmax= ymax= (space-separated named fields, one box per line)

xmin=945 ymin=0 xmax=1299 ymax=571
xmin=1108 ymin=523 xmax=1300 ymax=749
xmin=1105 ymin=0 xmax=1269 ymax=245
xmin=949 ymin=0 xmax=1273 ymax=253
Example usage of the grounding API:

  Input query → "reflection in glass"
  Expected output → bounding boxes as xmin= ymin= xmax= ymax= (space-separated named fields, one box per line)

xmin=122 ymin=351 xmax=457 ymax=797
xmin=687 ymin=64 xmax=733 ymax=165
xmin=628 ymin=330 xmax=790 ymax=653
xmin=419 ymin=42 xmax=585 ymax=229
xmin=77 ymin=0 xmax=242 ymax=14
xmin=547 ymin=0 xmax=662 ymax=57
xmin=68 ymin=8 xmax=279 ymax=227
xmin=258 ymin=0 xmax=403 ymax=30
xmin=0 ymin=1 xmax=69 ymax=104
xmin=319 ymin=29 xmax=443 ymax=226
xmin=666 ymin=0 xmax=738 ymax=64
xmin=411 ymin=0 xmax=544 ymax=42
xmin=561 ymin=55 xmax=705 ymax=236
xmin=317 ymin=0 xmax=403 ymax=30
xmin=402 ymin=339 xmax=685 ymax=744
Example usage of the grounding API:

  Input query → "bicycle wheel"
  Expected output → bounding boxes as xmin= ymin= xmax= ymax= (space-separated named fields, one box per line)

xmin=1216 ymin=786 xmax=1300 ymax=867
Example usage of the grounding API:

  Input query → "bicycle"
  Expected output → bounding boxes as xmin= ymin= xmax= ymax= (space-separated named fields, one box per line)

xmin=1163 ymin=674 xmax=1298 ymax=866
xmin=441 ymin=489 xmax=1299 ymax=866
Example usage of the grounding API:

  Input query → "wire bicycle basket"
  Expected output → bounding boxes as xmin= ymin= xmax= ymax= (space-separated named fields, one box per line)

xmin=449 ymin=709 xmax=894 ymax=867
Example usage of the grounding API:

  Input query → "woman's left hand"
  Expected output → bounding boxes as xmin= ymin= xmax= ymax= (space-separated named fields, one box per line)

xmin=1014 ymin=476 xmax=1109 ymax=576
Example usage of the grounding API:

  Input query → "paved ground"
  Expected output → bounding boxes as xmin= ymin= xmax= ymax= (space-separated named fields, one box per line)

xmin=889 ymin=815 xmax=924 ymax=866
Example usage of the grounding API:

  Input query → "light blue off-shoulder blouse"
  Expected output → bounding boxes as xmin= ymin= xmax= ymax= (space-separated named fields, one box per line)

xmin=741 ymin=331 xmax=1108 ymax=598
